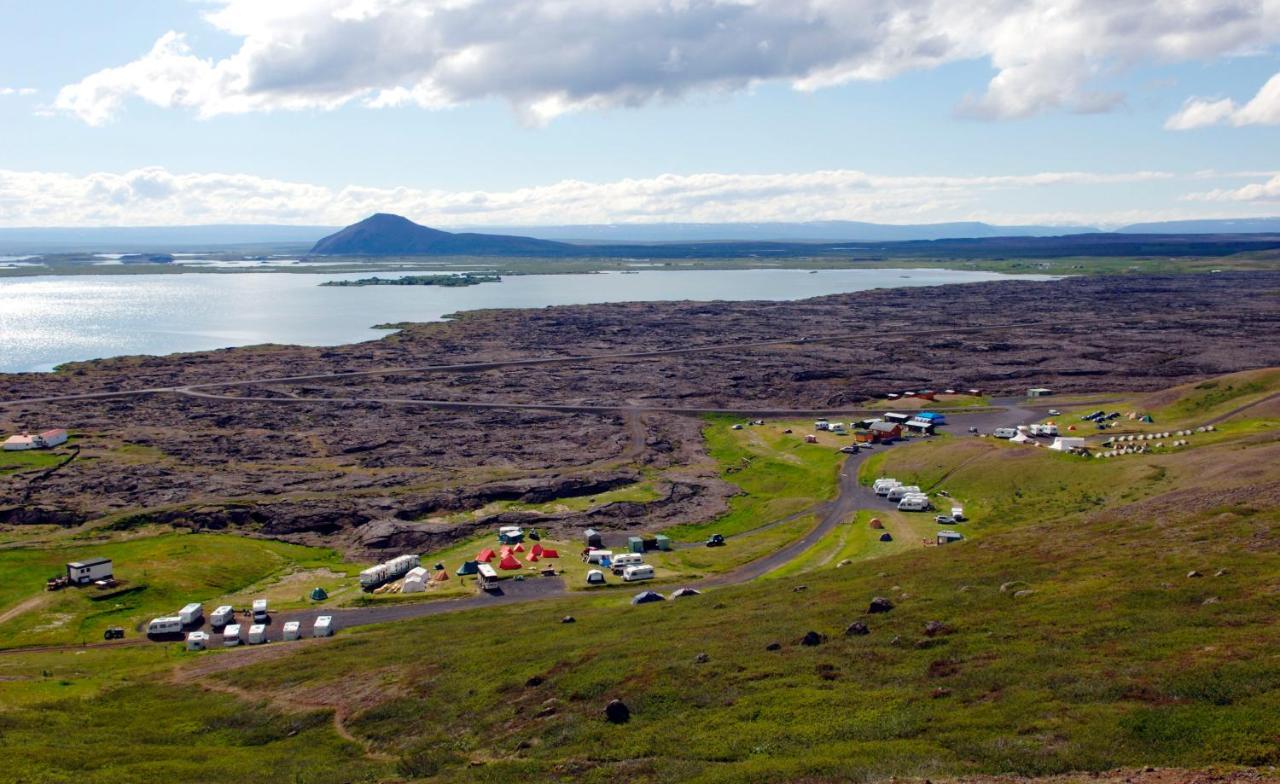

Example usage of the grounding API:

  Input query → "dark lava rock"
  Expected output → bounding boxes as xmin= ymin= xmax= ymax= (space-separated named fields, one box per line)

xmin=1187 ymin=570 xmax=1203 ymax=578
xmin=868 ymin=597 xmax=894 ymax=614
xmin=931 ymin=687 xmax=953 ymax=699
xmin=845 ymin=621 xmax=871 ymax=636
xmin=923 ymin=621 xmax=953 ymax=637
xmin=525 ymin=675 xmax=545 ymax=688
xmin=561 ymin=616 xmax=576 ymax=624
xmin=766 ymin=641 xmax=782 ymax=651
xmin=695 ymin=653 xmax=710 ymax=663
xmin=799 ymin=630 xmax=827 ymax=647
xmin=792 ymin=585 xmax=808 ymax=593
xmin=604 ymin=699 xmax=630 ymax=724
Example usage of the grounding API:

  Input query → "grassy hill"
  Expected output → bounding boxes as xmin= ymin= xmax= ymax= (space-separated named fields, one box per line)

xmin=0 ymin=372 xmax=1277 ymax=783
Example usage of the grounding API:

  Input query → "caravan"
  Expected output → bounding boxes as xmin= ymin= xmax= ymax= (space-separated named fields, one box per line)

xmin=178 ymin=603 xmax=203 ymax=626
xmin=897 ymin=495 xmax=931 ymax=512
xmin=887 ymin=485 xmax=921 ymax=502
xmin=210 ymin=605 xmax=234 ymax=628
xmin=610 ymin=553 xmax=644 ymax=574
xmin=622 ymin=564 xmax=655 ymax=582
xmin=873 ymin=478 xmax=901 ymax=496
xmin=146 ymin=616 xmax=183 ymax=636
xmin=252 ymin=599 xmax=269 ymax=623
xmin=222 ymin=624 xmax=242 ymax=646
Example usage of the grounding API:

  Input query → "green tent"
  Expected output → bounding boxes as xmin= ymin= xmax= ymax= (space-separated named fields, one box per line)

xmin=456 ymin=560 xmax=479 ymax=576
xmin=310 ymin=587 xmax=328 ymax=601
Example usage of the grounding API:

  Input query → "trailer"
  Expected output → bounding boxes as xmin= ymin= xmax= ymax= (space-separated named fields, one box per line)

xmin=873 ymin=478 xmax=900 ymax=495
xmin=222 ymin=624 xmax=242 ymax=646
xmin=178 ymin=602 xmax=203 ymax=626
xmin=359 ymin=564 xmax=389 ymax=588
xmin=282 ymin=621 xmax=301 ymax=641
xmin=252 ymin=599 xmax=269 ymax=623
xmin=897 ymin=496 xmax=931 ymax=512
xmin=210 ymin=605 xmax=235 ymax=627
xmin=248 ymin=624 xmax=267 ymax=645
xmin=186 ymin=631 xmax=210 ymax=651
xmin=146 ymin=616 xmax=183 ymax=636
xmin=313 ymin=616 xmax=333 ymax=637
xmin=887 ymin=485 xmax=921 ymax=501
xmin=622 ymin=564 xmax=655 ymax=582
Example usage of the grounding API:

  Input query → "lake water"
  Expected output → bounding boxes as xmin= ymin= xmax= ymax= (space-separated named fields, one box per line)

xmin=0 ymin=268 xmax=1054 ymax=372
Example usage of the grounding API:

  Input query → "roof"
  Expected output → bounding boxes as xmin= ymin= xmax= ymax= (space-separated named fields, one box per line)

xmin=40 ymin=429 xmax=67 ymax=438
xmin=67 ymin=557 xmax=111 ymax=568
xmin=869 ymin=421 xmax=900 ymax=433
xmin=916 ymin=412 xmax=944 ymax=420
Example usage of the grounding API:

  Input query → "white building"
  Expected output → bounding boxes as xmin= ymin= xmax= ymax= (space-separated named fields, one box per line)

xmin=66 ymin=558 xmax=113 ymax=585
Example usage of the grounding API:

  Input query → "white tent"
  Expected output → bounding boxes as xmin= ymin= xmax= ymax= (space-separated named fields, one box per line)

xmin=1049 ymin=437 xmax=1086 ymax=452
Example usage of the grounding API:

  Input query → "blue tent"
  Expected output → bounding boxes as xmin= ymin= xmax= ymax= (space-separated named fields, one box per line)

xmin=456 ymin=560 xmax=479 ymax=576
xmin=879 ymin=532 xmax=893 ymax=542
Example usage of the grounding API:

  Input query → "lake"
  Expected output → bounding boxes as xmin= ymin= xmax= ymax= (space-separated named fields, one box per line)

xmin=0 ymin=268 xmax=1055 ymax=372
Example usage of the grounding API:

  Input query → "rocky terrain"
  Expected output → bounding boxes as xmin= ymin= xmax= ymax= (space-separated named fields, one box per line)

xmin=2 ymin=271 xmax=1279 ymax=555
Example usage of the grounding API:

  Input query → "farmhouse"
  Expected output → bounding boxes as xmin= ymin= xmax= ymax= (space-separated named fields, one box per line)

xmin=2 ymin=429 xmax=68 ymax=451
xmin=66 ymin=558 xmax=113 ymax=585
xmin=865 ymin=422 xmax=902 ymax=443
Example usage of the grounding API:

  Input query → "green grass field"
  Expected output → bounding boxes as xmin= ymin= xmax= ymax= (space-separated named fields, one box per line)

xmin=1 ymin=373 xmax=1278 ymax=783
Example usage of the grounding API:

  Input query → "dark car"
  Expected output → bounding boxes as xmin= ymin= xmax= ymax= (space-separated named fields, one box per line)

xmin=706 ymin=534 xmax=726 ymax=547
xmin=103 ymin=626 xmax=125 ymax=640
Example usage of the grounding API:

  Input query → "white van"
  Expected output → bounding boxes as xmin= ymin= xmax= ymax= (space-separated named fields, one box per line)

xmin=146 ymin=616 xmax=183 ymax=636
xmin=222 ymin=624 xmax=242 ymax=646
xmin=611 ymin=553 xmax=644 ymax=574
xmin=313 ymin=616 xmax=333 ymax=637
xmin=993 ymin=427 xmax=1017 ymax=439
xmin=248 ymin=624 xmax=267 ymax=645
xmin=622 ymin=564 xmax=655 ymax=582
xmin=282 ymin=621 xmax=301 ymax=641
xmin=887 ymin=485 xmax=921 ymax=501
xmin=210 ymin=605 xmax=235 ymax=628
xmin=873 ymin=479 xmax=901 ymax=496
xmin=252 ymin=599 xmax=269 ymax=623
xmin=898 ymin=496 xmax=931 ymax=512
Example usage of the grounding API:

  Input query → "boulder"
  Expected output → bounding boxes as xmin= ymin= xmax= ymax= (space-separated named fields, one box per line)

xmin=561 ymin=615 xmax=576 ymax=624
xmin=923 ymin=621 xmax=953 ymax=637
xmin=844 ymin=621 xmax=870 ymax=636
xmin=765 ymin=641 xmax=782 ymax=651
xmin=799 ymin=630 xmax=827 ymax=647
xmin=604 ymin=699 xmax=630 ymax=724
xmin=868 ymin=597 xmax=894 ymax=614
xmin=695 ymin=652 xmax=710 ymax=663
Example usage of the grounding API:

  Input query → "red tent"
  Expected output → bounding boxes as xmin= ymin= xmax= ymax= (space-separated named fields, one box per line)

xmin=540 ymin=548 xmax=560 ymax=558
xmin=514 ymin=543 xmax=525 ymax=553
xmin=499 ymin=546 xmax=512 ymax=558
xmin=476 ymin=548 xmax=496 ymax=562
xmin=498 ymin=553 xmax=522 ymax=570
xmin=531 ymin=543 xmax=544 ymax=557
xmin=528 ymin=553 xmax=540 ymax=562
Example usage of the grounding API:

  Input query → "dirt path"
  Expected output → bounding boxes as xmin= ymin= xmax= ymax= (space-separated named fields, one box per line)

xmin=0 ymin=593 xmax=52 ymax=626
xmin=1205 ymin=390 xmax=1280 ymax=426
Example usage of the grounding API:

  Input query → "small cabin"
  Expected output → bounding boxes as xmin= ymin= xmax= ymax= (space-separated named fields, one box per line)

xmin=584 ymin=529 xmax=604 ymax=548
xmin=66 ymin=558 xmax=113 ymax=585
xmin=1027 ymin=387 xmax=1053 ymax=398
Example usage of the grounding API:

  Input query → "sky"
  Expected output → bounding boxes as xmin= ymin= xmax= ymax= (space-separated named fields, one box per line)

xmin=0 ymin=0 xmax=1278 ymax=229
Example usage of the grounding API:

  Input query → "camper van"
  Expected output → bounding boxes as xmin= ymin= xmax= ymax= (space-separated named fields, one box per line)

xmin=814 ymin=420 xmax=830 ymax=431
xmin=584 ymin=549 xmax=614 ymax=565
xmin=178 ymin=602 xmax=203 ymax=626
xmin=610 ymin=553 xmax=644 ymax=574
xmin=898 ymin=496 xmax=931 ymax=512
xmin=282 ymin=621 xmax=301 ymax=641
xmin=873 ymin=479 xmax=901 ymax=496
xmin=313 ymin=616 xmax=333 ymax=637
xmin=887 ymin=485 xmax=921 ymax=502
xmin=252 ymin=599 xmax=269 ymax=623
xmin=993 ymin=428 xmax=1018 ymax=439
xmin=210 ymin=605 xmax=234 ymax=628
xmin=248 ymin=624 xmax=267 ymax=645
xmin=622 ymin=564 xmax=656 ymax=582
xmin=146 ymin=616 xmax=183 ymax=636
xmin=185 ymin=631 xmax=209 ymax=651
xmin=1030 ymin=423 xmax=1059 ymax=437
xmin=222 ymin=624 xmax=242 ymax=646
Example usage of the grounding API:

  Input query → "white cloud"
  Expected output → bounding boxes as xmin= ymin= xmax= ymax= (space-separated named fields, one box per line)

xmin=0 ymin=87 xmax=37 ymax=96
xmin=0 ymin=164 xmax=1199 ymax=228
xmin=1165 ymin=71 xmax=1280 ymax=129
xmin=1187 ymin=174 xmax=1280 ymax=201
xmin=54 ymin=0 xmax=1280 ymax=126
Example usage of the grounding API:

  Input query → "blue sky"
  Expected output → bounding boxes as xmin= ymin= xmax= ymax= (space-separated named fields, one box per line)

xmin=1 ymin=1 xmax=1278 ymax=227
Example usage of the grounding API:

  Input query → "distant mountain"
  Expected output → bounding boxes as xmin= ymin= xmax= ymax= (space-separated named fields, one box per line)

xmin=462 ymin=220 xmax=1098 ymax=243
xmin=0 ymin=224 xmax=334 ymax=253
xmin=309 ymin=214 xmax=575 ymax=256
xmin=1117 ymin=217 xmax=1280 ymax=234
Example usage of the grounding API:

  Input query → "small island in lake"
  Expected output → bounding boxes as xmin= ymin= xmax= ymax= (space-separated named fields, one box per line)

xmin=320 ymin=273 xmax=501 ymax=288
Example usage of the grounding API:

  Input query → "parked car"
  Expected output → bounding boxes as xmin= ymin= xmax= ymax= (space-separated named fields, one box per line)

xmin=1048 ymin=409 xmax=1061 ymax=416
xmin=103 ymin=626 xmax=125 ymax=640
xmin=934 ymin=515 xmax=956 ymax=524
xmin=839 ymin=445 xmax=859 ymax=454
xmin=705 ymin=534 xmax=726 ymax=547
xmin=968 ymin=426 xmax=979 ymax=433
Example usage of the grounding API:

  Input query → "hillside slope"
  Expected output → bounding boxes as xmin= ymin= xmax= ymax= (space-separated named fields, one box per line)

xmin=310 ymin=213 xmax=576 ymax=256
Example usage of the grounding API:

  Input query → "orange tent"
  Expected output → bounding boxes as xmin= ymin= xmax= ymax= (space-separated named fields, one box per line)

xmin=476 ymin=548 xmax=496 ymax=562
xmin=431 ymin=570 xmax=449 ymax=582
xmin=869 ymin=518 xmax=884 ymax=530
xmin=540 ymin=548 xmax=560 ymax=558
xmin=498 ymin=553 xmax=522 ymax=570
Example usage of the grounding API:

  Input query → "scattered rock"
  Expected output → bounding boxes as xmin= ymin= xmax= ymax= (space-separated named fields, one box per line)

xmin=923 ymin=621 xmax=953 ymax=637
xmin=604 ymin=699 xmax=630 ymax=724
xmin=535 ymin=700 xmax=558 ymax=718
xmin=836 ymin=559 xmax=853 ymax=568
xmin=999 ymin=581 xmax=1028 ymax=593
xmin=890 ymin=635 xmax=902 ymax=647
xmin=1214 ymin=568 xmax=1228 ymax=577
xmin=525 ymin=675 xmax=545 ymax=688
xmin=844 ymin=621 xmax=870 ymax=636
xmin=792 ymin=585 xmax=808 ymax=593
xmin=799 ymin=630 xmax=827 ymax=647
xmin=560 ymin=615 xmax=576 ymax=624
xmin=930 ymin=687 xmax=952 ymax=699
xmin=1187 ymin=570 xmax=1203 ymax=578
xmin=928 ymin=659 xmax=960 ymax=678
xmin=766 ymin=641 xmax=782 ymax=651
xmin=868 ymin=597 xmax=894 ymax=614
xmin=1013 ymin=589 xmax=1035 ymax=599
xmin=1202 ymin=596 xmax=1220 ymax=605
xmin=958 ymin=585 xmax=973 ymax=592
xmin=695 ymin=652 xmax=710 ymax=663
